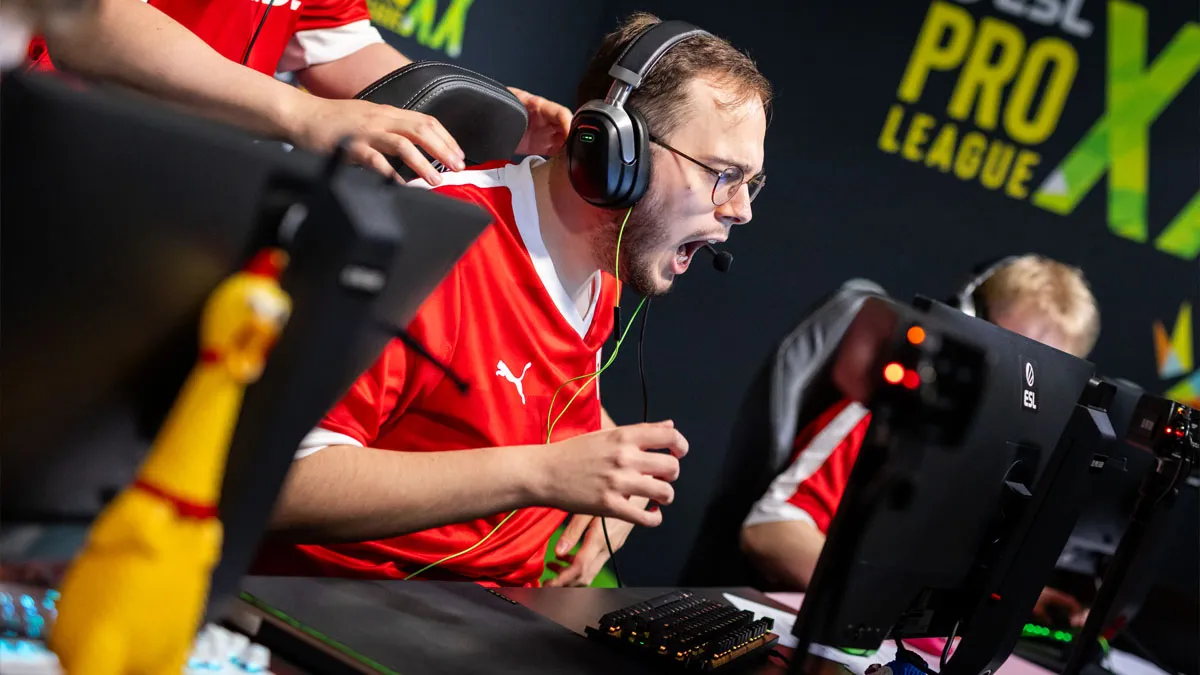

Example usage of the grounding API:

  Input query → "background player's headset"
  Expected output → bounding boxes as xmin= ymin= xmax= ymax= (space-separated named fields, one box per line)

xmin=947 ymin=255 xmax=1026 ymax=321
xmin=402 ymin=19 xmax=725 ymax=585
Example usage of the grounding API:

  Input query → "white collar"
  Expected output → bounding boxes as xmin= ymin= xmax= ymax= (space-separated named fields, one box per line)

xmin=504 ymin=156 xmax=600 ymax=339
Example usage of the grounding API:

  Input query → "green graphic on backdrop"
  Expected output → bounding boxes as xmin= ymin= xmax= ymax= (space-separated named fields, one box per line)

xmin=1032 ymin=0 xmax=1200 ymax=260
xmin=367 ymin=0 xmax=475 ymax=58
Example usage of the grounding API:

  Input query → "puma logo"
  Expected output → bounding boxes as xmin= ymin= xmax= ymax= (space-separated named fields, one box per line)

xmin=496 ymin=360 xmax=532 ymax=405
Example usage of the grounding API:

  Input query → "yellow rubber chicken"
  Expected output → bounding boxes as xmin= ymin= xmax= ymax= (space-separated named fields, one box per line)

xmin=50 ymin=249 xmax=293 ymax=675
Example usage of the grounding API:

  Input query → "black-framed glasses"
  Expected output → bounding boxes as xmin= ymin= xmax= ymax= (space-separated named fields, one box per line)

xmin=652 ymin=137 xmax=765 ymax=206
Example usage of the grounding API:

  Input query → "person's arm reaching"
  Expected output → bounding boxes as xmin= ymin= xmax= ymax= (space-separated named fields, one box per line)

xmin=271 ymin=422 xmax=688 ymax=543
xmin=740 ymin=520 xmax=826 ymax=590
xmin=40 ymin=0 xmax=464 ymax=183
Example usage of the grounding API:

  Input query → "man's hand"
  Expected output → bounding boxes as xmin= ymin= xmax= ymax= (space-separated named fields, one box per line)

xmin=1034 ymin=587 xmax=1088 ymax=628
xmin=546 ymin=500 xmax=645 ymax=587
xmin=526 ymin=421 xmax=687 ymax=528
xmin=508 ymin=87 xmax=573 ymax=156
xmin=283 ymin=96 xmax=467 ymax=184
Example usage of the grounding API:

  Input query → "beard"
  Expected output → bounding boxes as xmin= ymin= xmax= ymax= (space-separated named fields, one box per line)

xmin=590 ymin=186 xmax=674 ymax=298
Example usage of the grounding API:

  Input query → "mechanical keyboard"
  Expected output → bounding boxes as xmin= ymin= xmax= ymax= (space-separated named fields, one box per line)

xmin=585 ymin=590 xmax=780 ymax=672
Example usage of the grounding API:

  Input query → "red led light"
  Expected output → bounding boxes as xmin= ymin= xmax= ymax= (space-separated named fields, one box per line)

xmin=902 ymin=370 xmax=921 ymax=390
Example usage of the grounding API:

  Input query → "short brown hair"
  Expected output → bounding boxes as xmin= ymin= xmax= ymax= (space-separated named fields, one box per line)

xmin=575 ymin=13 xmax=772 ymax=140
xmin=978 ymin=255 xmax=1101 ymax=357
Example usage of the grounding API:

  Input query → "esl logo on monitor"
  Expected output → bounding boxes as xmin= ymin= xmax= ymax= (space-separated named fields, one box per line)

xmin=1021 ymin=358 xmax=1038 ymax=412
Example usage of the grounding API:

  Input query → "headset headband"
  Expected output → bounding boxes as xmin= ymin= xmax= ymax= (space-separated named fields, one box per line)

xmin=606 ymin=21 xmax=711 ymax=96
xmin=566 ymin=19 xmax=711 ymax=207
xmin=956 ymin=255 xmax=1024 ymax=318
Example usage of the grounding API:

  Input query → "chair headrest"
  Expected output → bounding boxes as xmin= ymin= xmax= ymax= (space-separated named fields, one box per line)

xmin=766 ymin=278 xmax=888 ymax=473
xmin=355 ymin=62 xmax=529 ymax=181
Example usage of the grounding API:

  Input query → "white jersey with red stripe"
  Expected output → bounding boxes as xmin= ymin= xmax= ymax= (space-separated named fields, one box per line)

xmin=742 ymin=399 xmax=873 ymax=534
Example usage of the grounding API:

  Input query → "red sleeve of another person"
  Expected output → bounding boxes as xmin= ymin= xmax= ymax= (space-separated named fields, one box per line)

xmin=785 ymin=404 xmax=872 ymax=533
xmin=744 ymin=399 xmax=873 ymax=535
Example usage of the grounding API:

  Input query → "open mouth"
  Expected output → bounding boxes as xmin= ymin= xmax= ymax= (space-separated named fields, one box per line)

xmin=674 ymin=238 xmax=720 ymax=274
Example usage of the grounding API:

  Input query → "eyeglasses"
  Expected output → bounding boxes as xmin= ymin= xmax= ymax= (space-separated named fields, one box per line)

xmin=651 ymin=137 xmax=765 ymax=206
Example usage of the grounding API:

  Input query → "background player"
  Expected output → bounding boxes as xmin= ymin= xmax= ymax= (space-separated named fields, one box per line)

xmin=739 ymin=255 xmax=1101 ymax=624
xmin=29 ymin=0 xmax=571 ymax=184
xmin=251 ymin=12 xmax=771 ymax=588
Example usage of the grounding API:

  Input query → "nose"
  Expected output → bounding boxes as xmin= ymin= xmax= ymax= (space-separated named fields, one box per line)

xmin=716 ymin=185 xmax=753 ymax=226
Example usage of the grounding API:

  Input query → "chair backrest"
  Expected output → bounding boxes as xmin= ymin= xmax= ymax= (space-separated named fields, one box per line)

xmin=355 ymin=62 xmax=529 ymax=181
xmin=680 ymin=279 xmax=888 ymax=588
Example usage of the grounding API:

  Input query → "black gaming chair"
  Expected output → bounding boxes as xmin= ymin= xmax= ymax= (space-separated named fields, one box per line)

xmin=355 ymin=62 xmax=530 ymax=181
xmin=681 ymin=278 xmax=889 ymax=588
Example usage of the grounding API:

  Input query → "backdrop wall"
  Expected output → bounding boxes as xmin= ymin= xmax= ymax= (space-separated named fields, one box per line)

xmin=370 ymin=0 xmax=1200 ymax=585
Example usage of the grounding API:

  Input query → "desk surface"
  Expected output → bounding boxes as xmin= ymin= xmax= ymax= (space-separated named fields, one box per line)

xmin=237 ymin=578 xmax=1093 ymax=675
xmin=238 ymin=578 xmax=798 ymax=675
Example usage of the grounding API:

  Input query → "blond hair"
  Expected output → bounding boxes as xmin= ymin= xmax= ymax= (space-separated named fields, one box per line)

xmin=978 ymin=255 xmax=1101 ymax=357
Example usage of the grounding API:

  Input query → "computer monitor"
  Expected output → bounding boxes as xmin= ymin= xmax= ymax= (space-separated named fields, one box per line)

xmin=789 ymin=295 xmax=1106 ymax=675
xmin=0 ymin=71 xmax=490 ymax=615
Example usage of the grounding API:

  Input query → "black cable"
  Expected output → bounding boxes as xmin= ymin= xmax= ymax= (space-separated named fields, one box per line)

xmin=600 ymin=298 xmax=651 ymax=590
xmin=241 ymin=3 xmax=275 ymax=65
xmin=769 ymin=648 xmax=791 ymax=666
xmin=638 ymin=298 xmax=651 ymax=422
xmin=380 ymin=321 xmax=470 ymax=393
xmin=941 ymin=620 xmax=960 ymax=671
xmin=601 ymin=517 xmax=623 ymax=588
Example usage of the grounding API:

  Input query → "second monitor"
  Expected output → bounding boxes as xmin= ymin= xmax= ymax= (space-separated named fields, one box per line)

xmin=790 ymin=294 xmax=1109 ymax=675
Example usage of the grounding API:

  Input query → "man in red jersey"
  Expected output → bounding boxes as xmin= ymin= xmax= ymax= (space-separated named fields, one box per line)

xmin=740 ymin=255 xmax=1102 ymax=624
xmin=28 ymin=0 xmax=571 ymax=184
xmin=254 ymin=13 xmax=773 ymax=587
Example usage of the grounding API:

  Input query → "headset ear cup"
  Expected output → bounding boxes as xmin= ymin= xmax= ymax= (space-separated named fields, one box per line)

xmin=619 ymin=107 xmax=652 ymax=209
xmin=567 ymin=107 xmax=610 ymax=206
xmin=567 ymin=103 xmax=644 ymax=208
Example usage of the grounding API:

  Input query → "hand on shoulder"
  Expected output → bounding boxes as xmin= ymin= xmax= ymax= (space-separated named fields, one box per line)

xmin=280 ymin=92 xmax=467 ymax=185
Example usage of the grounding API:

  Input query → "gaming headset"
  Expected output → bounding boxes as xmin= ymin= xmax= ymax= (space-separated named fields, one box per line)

xmin=949 ymin=255 xmax=1026 ymax=320
xmin=567 ymin=20 xmax=711 ymax=209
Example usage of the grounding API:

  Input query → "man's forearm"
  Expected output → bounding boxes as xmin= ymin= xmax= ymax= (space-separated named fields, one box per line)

xmin=43 ymin=0 xmax=307 ymax=139
xmin=298 ymin=43 xmax=411 ymax=99
xmin=739 ymin=521 xmax=826 ymax=590
xmin=270 ymin=444 xmax=545 ymax=543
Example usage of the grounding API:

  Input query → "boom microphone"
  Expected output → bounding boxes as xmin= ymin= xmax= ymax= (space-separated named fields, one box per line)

xmin=702 ymin=244 xmax=733 ymax=272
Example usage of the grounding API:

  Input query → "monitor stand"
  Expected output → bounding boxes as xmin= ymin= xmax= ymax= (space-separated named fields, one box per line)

xmin=939 ymin=387 xmax=1115 ymax=675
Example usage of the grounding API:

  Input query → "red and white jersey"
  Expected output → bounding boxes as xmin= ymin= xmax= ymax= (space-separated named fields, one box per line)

xmin=742 ymin=399 xmax=873 ymax=535
xmin=27 ymin=0 xmax=382 ymax=76
xmin=255 ymin=157 xmax=618 ymax=587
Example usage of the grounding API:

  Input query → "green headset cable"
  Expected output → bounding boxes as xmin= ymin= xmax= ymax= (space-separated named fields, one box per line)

xmin=405 ymin=208 xmax=640 ymax=581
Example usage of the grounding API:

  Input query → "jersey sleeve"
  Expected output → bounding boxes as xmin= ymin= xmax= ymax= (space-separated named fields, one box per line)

xmin=742 ymin=400 xmax=872 ymax=534
xmin=277 ymin=0 xmax=384 ymax=72
xmin=295 ymin=267 xmax=462 ymax=459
